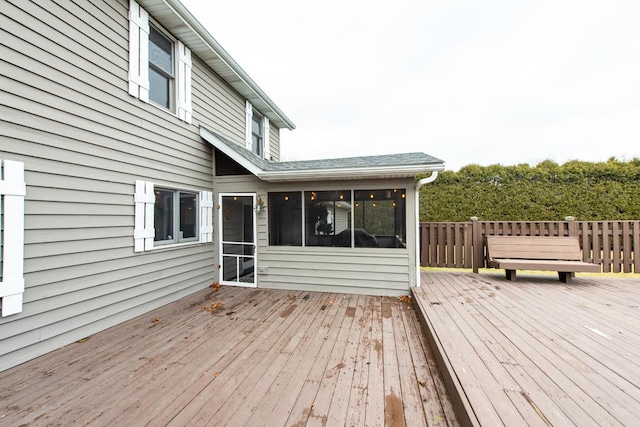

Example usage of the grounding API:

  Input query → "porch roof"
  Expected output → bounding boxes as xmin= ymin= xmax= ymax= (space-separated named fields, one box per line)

xmin=201 ymin=127 xmax=445 ymax=182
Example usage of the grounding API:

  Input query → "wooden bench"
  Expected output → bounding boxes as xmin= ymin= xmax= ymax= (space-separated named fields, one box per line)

xmin=486 ymin=236 xmax=600 ymax=283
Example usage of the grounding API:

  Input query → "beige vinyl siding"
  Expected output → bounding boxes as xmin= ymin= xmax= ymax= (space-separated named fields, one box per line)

xmin=268 ymin=123 xmax=281 ymax=161
xmin=0 ymin=0 xmax=255 ymax=370
xmin=191 ymin=56 xmax=245 ymax=143
xmin=258 ymin=250 xmax=411 ymax=296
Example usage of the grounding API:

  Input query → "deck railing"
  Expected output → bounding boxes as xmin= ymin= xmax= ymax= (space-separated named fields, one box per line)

xmin=419 ymin=219 xmax=640 ymax=274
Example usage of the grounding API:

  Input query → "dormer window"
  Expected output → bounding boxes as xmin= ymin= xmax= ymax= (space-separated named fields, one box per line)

xmin=148 ymin=25 xmax=174 ymax=111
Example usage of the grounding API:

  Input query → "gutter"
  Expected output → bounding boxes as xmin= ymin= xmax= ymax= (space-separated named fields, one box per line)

xmin=415 ymin=171 xmax=439 ymax=287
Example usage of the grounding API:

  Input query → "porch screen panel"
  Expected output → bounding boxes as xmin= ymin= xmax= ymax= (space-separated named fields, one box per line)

xmin=305 ymin=190 xmax=351 ymax=247
xmin=268 ymin=192 xmax=302 ymax=246
xmin=354 ymin=189 xmax=407 ymax=248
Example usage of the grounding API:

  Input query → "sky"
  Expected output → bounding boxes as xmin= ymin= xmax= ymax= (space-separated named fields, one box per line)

xmin=180 ymin=0 xmax=640 ymax=171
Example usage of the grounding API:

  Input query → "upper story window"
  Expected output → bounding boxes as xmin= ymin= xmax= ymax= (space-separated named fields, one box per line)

xmin=148 ymin=25 xmax=174 ymax=111
xmin=128 ymin=0 xmax=192 ymax=123
xmin=245 ymin=101 xmax=270 ymax=159
xmin=251 ymin=110 xmax=263 ymax=157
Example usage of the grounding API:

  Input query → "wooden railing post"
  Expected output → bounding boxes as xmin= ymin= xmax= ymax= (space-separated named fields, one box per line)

xmin=471 ymin=216 xmax=480 ymax=273
xmin=564 ymin=216 xmax=576 ymax=237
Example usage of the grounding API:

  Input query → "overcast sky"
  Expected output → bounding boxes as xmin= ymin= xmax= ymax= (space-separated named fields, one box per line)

xmin=181 ymin=0 xmax=640 ymax=171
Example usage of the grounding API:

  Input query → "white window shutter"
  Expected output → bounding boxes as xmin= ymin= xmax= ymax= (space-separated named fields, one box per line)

xmin=134 ymin=180 xmax=154 ymax=252
xmin=128 ymin=0 xmax=149 ymax=102
xmin=177 ymin=41 xmax=193 ymax=124
xmin=245 ymin=101 xmax=253 ymax=151
xmin=0 ymin=160 xmax=26 ymax=317
xmin=199 ymin=190 xmax=213 ymax=243
xmin=263 ymin=116 xmax=270 ymax=160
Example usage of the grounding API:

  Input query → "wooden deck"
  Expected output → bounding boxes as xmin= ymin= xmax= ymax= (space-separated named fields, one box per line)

xmin=0 ymin=287 xmax=458 ymax=426
xmin=413 ymin=271 xmax=640 ymax=427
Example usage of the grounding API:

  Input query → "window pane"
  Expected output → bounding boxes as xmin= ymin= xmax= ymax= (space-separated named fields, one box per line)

xmin=252 ymin=114 xmax=262 ymax=134
xmin=268 ymin=192 xmax=302 ymax=246
xmin=154 ymin=189 xmax=174 ymax=242
xmin=252 ymin=134 xmax=262 ymax=156
xmin=353 ymin=189 xmax=406 ymax=248
xmin=149 ymin=27 xmax=173 ymax=74
xmin=305 ymin=190 xmax=351 ymax=247
xmin=149 ymin=67 xmax=170 ymax=109
xmin=180 ymin=192 xmax=197 ymax=239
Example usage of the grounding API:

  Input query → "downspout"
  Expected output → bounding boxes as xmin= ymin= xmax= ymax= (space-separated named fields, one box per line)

xmin=415 ymin=171 xmax=439 ymax=287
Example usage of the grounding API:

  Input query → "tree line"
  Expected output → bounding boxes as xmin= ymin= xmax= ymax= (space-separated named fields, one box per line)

xmin=419 ymin=158 xmax=640 ymax=222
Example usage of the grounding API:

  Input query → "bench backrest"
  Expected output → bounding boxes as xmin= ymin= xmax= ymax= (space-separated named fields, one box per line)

xmin=486 ymin=236 xmax=582 ymax=261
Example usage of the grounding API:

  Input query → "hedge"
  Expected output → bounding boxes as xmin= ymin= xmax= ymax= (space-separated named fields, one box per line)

xmin=419 ymin=158 xmax=640 ymax=221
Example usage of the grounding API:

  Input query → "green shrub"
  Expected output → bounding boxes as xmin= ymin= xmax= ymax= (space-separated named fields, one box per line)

xmin=419 ymin=158 xmax=640 ymax=221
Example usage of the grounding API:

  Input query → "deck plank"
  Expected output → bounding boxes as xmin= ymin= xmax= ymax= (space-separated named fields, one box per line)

xmin=414 ymin=271 xmax=640 ymax=427
xmin=399 ymin=298 xmax=457 ymax=426
xmin=0 ymin=287 xmax=460 ymax=427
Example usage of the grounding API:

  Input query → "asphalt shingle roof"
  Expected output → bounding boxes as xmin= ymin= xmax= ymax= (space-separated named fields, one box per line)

xmin=217 ymin=131 xmax=444 ymax=172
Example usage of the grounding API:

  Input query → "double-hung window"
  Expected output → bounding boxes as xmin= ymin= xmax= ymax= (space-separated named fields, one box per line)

xmin=148 ymin=25 xmax=174 ymax=110
xmin=245 ymin=101 xmax=270 ymax=159
xmin=128 ymin=0 xmax=192 ymax=123
xmin=251 ymin=111 xmax=264 ymax=157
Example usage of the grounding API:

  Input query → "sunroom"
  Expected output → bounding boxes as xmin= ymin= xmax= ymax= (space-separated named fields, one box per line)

xmin=202 ymin=128 xmax=444 ymax=296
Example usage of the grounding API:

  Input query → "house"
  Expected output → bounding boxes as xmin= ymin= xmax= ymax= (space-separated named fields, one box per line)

xmin=0 ymin=0 xmax=444 ymax=371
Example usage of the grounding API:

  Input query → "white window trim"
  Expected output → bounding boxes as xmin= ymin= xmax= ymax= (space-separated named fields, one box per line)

xmin=134 ymin=180 xmax=155 ymax=252
xmin=128 ymin=0 xmax=149 ymax=101
xmin=200 ymin=190 xmax=213 ymax=243
xmin=245 ymin=101 xmax=270 ymax=160
xmin=177 ymin=41 xmax=193 ymax=124
xmin=245 ymin=100 xmax=253 ymax=152
xmin=134 ymin=180 xmax=212 ymax=251
xmin=263 ymin=116 xmax=270 ymax=160
xmin=128 ymin=0 xmax=192 ymax=123
xmin=0 ymin=160 xmax=26 ymax=317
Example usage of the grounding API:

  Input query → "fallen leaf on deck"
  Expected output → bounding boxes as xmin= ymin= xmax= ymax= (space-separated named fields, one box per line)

xmin=202 ymin=302 xmax=224 ymax=313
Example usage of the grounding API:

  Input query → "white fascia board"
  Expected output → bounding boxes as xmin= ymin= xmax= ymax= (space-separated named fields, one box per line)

xmin=143 ymin=0 xmax=295 ymax=130
xmin=260 ymin=164 xmax=445 ymax=182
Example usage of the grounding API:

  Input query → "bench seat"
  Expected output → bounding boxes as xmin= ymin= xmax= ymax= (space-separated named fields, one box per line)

xmin=486 ymin=236 xmax=601 ymax=283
